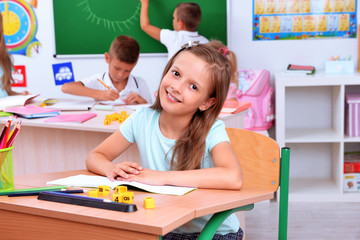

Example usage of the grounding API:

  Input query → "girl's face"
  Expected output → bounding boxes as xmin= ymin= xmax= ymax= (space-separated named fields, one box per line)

xmin=159 ymin=51 xmax=215 ymax=117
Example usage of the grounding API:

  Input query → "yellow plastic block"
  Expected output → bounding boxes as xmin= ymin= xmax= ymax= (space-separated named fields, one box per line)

xmin=113 ymin=193 xmax=123 ymax=202
xmin=122 ymin=192 xmax=134 ymax=204
xmin=98 ymin=185 xmax=110 ymax=196
xmin=88 ymin=189 xmax=99 ymax=198
xmin=104 ymin=119 xmax=111 ymax=125
xmin=143 ymin=197 xmax=155 ymax=209
xmin=114 ymin=186 xmax=127 ymax=194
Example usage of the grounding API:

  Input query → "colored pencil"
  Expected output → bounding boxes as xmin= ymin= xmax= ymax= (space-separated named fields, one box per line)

xmin=8 ymin=189 xmax=84 ymax=197
xmin=0 ymin=119 xmax=11 ymax=149
xmin=0 ymin=185 xmax=68 ymax=196
xmin=97 ymin=79 xmax=110 ymax=90
xmin=6 ymin=121 xmax=21 ymax=148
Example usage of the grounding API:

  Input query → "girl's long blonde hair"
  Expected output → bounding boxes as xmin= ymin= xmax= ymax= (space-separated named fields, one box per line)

xmin=206 ymin=40 xmax=238 ymax=87
xmin=0 ymin=14 xmax=14 ymax=93
xmin=151 ymin=44 xmax=231 ymax=171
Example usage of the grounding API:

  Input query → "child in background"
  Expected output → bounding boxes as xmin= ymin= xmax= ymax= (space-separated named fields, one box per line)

xmin=86 ymin=44 xmax=243 ymax=239
xmin=0 ymin=14 xmax=29 ymax=97
xmin=61 ymin=35 xmax=152 ymax=105
xmin=206 ymin=40 xmax=239 ymax=101
xmin=140 ymin=0 xmax=209 ymax=60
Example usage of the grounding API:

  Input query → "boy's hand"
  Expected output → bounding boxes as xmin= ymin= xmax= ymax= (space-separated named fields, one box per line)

xmin=107 ymin=162 xmax=143 ymax=181
xmin=123 ymin=92 xmax=147 ymax=104
xmin=99 ymin=89 xmax=120 ymax=101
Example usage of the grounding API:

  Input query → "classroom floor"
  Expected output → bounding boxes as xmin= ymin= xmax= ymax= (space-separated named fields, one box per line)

xmin=241 ymin=201 xmax=360 ymax=240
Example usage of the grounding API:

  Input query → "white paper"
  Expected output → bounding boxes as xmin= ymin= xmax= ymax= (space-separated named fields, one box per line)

xmin=47 ymin=174 xmax=196 ymax=196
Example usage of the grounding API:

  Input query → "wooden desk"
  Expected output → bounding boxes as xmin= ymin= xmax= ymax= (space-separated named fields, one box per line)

xmin=0 ymin=170 xmax=274 ymax=240
xmin=0 ymin=103 xmax=247 ymax=176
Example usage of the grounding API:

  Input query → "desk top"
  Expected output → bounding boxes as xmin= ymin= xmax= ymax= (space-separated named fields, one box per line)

xmin=0 ymin=100 xmax=248 ymax=133
xmin=0 ymin=170 xmax=274 ymax=236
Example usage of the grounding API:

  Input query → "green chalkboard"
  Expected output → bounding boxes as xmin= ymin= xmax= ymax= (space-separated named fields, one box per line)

xmin=52 ymin=0 xmax=227 ymax=56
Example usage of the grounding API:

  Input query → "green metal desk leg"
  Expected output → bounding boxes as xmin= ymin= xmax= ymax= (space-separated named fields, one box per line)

xmin=279 ymin=147 xmax=290 ymax=240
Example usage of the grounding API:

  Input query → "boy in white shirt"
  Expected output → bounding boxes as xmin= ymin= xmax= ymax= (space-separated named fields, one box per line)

xmin=140 ymin=0 xmax=208 ymax=60
xmin=62 ymin=35 xmax=152 ymax=105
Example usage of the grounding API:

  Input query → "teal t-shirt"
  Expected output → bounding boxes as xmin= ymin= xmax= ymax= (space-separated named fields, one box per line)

xmin=120 ymin=107 xmax=240 ymax=234
xmin=0 ymin=66 xmax=9 ymax=98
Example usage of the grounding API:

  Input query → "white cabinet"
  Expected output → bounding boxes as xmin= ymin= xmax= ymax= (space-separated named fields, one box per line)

xmin=275 ymin=72 xmax=360 ymax=202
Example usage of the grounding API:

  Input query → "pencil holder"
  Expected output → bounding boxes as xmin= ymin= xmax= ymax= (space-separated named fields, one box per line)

xmin=0 ymin=146 xmax=14 ymax=192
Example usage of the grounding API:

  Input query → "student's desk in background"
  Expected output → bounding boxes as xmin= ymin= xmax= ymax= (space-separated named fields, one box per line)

xmin=0 ymin=170 xmax=273 ymax=240
xmin=0 ymin=102 xmax=248 ymax=176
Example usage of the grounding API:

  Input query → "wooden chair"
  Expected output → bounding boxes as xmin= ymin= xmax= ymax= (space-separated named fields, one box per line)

xmin=198 ymin=128 xmax=290 ymax=240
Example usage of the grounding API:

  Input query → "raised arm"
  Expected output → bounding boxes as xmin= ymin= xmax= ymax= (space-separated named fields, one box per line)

xmin=140 ymin=0 xmax=161 ymax=41
xmin=128 ymin=141 xmax=243 ymax=190
xmin=61 ymin=81 xmax=120 ymax=101
xmin=86 ymin=129 xmax=142 ymax=180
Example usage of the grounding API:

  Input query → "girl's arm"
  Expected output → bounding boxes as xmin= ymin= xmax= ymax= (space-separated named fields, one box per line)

xmin=128 ymin=141 xmax=243 ymax=190
xmin=86 ymin=129 xmax=142 ymax=180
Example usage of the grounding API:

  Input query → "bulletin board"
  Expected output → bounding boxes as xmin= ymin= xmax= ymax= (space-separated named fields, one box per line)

xmin=252 ymin=0 xmax=357 ymax=41
xmin=52 ymin=0 xmax=227 ymax=57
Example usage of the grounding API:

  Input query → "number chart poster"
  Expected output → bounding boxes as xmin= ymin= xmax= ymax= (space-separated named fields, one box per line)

xmin=253 ymin=0 xmax=357 ymax=41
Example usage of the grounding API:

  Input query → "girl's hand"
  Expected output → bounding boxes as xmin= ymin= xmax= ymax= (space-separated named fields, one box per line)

xmin=127 ymin=168 xmax=166 ymax=186
xmin=107 ymin=162 xmax=143 ymax=181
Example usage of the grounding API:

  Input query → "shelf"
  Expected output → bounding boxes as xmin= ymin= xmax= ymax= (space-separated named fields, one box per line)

xmin=289 ymin=179 xmax=360 ymax=202
xmin=344 ymin=136 xmax=360 ymax=142
xmin=285 ymin=128 xmax=341 ymax=143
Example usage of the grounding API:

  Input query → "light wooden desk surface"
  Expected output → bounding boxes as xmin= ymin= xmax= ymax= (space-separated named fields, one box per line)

xmin=0 ymin=170 xmax=273 ymax=240
xmin=0 ymin=101 xmax=248 ymax=176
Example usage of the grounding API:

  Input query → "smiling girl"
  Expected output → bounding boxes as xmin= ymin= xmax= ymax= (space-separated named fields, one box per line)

xmin=86 ymin=43 xmax=243 ymax=239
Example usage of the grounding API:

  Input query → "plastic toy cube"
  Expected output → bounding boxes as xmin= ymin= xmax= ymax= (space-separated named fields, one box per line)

xmin=122 ymin=192 xmax=134 ymax=204
xmin=113 ymin=193 xmax=123 ymax=202
xmin=114 ymin=186 xmax=127 ymax=194
xmin=88 ymin=189 xmax=99 ymax=198
xmin=143 ymin=197 xmax=155 ymax=209
xmin=98 ymin=185 xmax=110 ymax=196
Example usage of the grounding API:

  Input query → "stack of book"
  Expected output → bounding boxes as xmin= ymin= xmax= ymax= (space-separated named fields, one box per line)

xmin=285 ymin=64 xmax=316 ymax=75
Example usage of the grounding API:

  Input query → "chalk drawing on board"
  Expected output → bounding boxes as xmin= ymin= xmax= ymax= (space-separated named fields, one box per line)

xmin=77 ymin=0 xmax=140 ymax=32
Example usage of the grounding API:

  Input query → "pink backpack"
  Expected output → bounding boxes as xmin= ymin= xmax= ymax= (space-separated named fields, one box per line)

xmin=236 ymin=69 xmax=274 ymax=131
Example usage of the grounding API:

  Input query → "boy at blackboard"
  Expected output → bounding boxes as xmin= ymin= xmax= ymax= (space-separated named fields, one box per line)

xmin=61 ymin=35 xmax=152 ymax=105
xmin=140 ymin=0 xmax=208 ymax=60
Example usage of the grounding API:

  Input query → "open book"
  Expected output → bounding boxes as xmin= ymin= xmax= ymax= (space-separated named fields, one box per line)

xmin=47 ymin=174 xmax=196 ymax=196
xmin=0 ymin=94 xmax=39 ymax=110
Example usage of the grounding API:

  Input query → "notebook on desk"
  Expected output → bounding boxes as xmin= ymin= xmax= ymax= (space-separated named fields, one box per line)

xmin=45 ymin=101 xmax=96 ymax=111
xmin=47 ymin=174 xmax=196 ymax=196
xmin=4 ymin=105 xmax=60 ymax=119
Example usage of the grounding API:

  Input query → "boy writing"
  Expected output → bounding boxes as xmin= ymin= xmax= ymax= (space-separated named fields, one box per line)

xmin=62 ymin=35 xmax=152 ymax=105
xmin=140 ymin=0 xmax=209 ymax=60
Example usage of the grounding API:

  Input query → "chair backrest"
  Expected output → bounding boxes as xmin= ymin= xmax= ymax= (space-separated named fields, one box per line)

xmin=226 ymin=128 xmax=280 ymax=192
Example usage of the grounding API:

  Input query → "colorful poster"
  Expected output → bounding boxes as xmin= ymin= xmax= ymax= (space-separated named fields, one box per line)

xmin=11 ymin=65 xmax=26 ymax=87
xmin=0 ymin=0 xmax=41 ymax=57
xmin=253 ymin=0 xmax=357 ymax=40
xmin=52 ymin=62 xmax=75 ymax=86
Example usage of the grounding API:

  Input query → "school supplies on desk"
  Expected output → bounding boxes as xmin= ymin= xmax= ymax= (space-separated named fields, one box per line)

xmin=8 ymin=189 xmax=84 ymax=197
xmin=0 ymin=94 xmax=40 ymax=110
xmin=44 ymin=113 xmax=97 ymax=123
xmin=4 ymin=105 xmax=60 ymax=119
xmin=47 ymin=174 xmax=197 ymax=196
xmin=45 ymin=100 xmax=96 ymax=111
xmin=0 ymin=185 xmax=68 ymax=196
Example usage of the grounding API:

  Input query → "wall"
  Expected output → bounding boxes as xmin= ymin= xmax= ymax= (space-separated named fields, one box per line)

xmin=12 ymin=0 xmax=360 ymax=101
